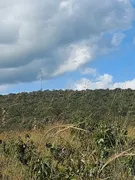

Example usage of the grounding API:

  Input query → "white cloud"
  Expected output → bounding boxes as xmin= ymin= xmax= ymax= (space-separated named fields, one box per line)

xmin=113 ymin=79 xmax=135 ymax=89
xmin=0 ymin=0 xmax=134 ymax=85
xmin=111 ymin=32 xmax=125 ymax=46
xmin=80 ymin=68 xmax=97 ymax=76
xmin=73 ymin=74 xmax=113 ymax=90
xmin=73 ymin=74 xmax=135 ymax=90
xmin=59 ymin=0 xmax=73 ymax=15
xmin=53 ymin=44 xmax=91 ymax=76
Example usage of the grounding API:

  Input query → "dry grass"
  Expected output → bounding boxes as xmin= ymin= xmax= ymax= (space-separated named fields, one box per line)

xmin=1 ymin=122 xmax=135 ymax=180
xmin=99 ymin=148 xmax=133 ymax=174
xmin=0 ymin=122 xmax=83 ymax=156
xmin=0 ymin=122 xmax=84 ymax=180
xmin=128 ymin=127 xmax=135 ymax=139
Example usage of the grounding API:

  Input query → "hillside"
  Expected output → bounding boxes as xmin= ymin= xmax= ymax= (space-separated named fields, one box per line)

xmin=0 ymin=88 xmax=135 ymax=132
xmin=1 ymin=89 xmax=135 ymax=179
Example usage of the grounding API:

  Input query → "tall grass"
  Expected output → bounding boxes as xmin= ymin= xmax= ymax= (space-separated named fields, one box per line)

xmin=1 ymin=120 xmax=135 ymax=179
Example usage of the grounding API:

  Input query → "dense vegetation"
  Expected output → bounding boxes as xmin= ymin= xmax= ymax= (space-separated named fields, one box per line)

xmin=1 ymin=121 xmax=135 ymax=179
xmin=1 ymin=88 xmax=135 ymax=132
xmin=1 ymin=89 xmax=135 ymax=179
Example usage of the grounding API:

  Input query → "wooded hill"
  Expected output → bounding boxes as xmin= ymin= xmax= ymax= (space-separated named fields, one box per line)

xmin=0 ymin=89 xmax=135 ymax=132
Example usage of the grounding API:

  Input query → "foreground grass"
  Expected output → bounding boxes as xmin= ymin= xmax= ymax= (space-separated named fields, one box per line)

xmin=1 ymin=122 xmax=135 ymax=180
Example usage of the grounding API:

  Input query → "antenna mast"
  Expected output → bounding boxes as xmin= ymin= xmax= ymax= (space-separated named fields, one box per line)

xmin=40 ymin=68 xmax=43 ymax=91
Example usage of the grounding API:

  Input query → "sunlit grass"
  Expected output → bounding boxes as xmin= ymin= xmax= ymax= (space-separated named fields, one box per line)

xmin=1 ymin=121 xmax=135 ymax=179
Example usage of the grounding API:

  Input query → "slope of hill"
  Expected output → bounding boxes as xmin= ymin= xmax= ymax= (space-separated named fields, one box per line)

xmin=1 ymin=89 xmax=135 ymax=179
xmin=0 ymin=88 xmax=135 ymax=132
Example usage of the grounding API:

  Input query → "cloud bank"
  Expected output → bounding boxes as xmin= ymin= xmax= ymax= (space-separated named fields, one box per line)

xmin=73 ymin=73 xmax=135 ymax=90
xmin=0 ymin=0 xmax=134 ymax=85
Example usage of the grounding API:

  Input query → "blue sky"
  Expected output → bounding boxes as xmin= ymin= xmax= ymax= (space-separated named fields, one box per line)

xmin=1 ymin=0 xmax=135 ymax=94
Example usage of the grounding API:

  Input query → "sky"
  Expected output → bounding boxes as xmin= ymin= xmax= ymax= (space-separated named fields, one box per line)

xmin=1 ymin=0 xmax=135 ymax=94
